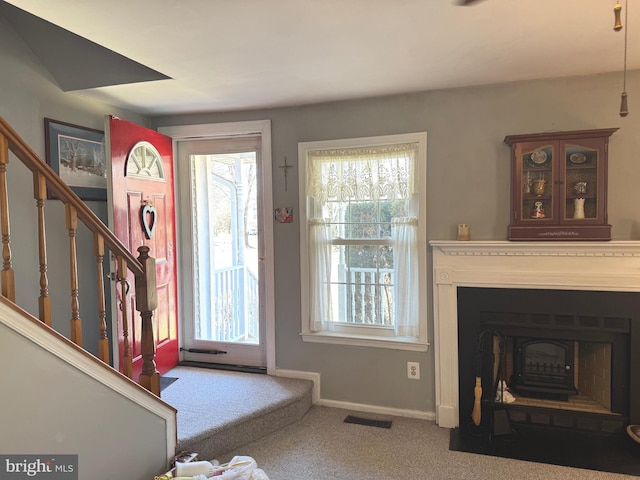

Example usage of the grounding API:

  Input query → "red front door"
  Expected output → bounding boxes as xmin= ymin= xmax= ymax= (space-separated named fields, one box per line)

xmin=107 ymin=116 xmax=178 ymax=379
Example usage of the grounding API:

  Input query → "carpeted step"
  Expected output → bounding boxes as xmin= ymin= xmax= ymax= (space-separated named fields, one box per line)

xmin=160 ymin=366 xmax=313 ymax=461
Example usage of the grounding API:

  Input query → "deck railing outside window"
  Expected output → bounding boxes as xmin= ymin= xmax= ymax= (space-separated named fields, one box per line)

xmin=209 ymin=265 xmax=258 ymax=342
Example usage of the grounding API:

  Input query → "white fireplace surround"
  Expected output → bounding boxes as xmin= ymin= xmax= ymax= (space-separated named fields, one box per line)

xmin=430 ymin=240 xmax=640 ymax=429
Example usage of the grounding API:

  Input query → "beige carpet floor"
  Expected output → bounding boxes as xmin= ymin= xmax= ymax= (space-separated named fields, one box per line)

xmin=219 ymin=406 xmax=639 ymax=480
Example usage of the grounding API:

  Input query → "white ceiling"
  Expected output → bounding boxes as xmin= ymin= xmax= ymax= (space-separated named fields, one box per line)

xmin=5 ymin=0 xmax=639 ymax=116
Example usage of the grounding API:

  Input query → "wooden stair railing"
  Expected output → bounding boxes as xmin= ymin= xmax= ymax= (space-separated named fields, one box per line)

xmin=0 ymin=116 xmax=161 ymax=396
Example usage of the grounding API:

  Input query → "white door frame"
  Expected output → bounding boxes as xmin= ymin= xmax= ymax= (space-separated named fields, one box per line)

xmin=159 ymin=121 xmax=275 ymax=374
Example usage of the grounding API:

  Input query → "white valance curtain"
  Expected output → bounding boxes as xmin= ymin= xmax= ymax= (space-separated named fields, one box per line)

xmin=306 ymin=142 xmax=420 ymax=337
xmin=306 ymin=142 xmax=417 ymax=204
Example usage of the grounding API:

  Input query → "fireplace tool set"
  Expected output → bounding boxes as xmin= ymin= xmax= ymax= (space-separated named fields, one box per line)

xmin=470 ymin=329 xmax=515 ymax=441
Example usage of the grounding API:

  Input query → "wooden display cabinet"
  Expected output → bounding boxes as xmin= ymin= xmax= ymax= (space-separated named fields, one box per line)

xmin=504 ymin=128 xmax=618 ymax=241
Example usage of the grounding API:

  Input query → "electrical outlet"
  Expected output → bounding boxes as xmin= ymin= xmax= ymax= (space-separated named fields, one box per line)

xmin=407 ymin=362 xmax=420 ymax=380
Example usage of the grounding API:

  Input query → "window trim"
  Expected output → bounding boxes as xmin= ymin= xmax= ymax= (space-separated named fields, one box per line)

xmin=298 ymin=132 xmax=429 ymax=352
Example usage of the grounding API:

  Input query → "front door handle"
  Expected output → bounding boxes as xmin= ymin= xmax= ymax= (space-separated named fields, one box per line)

xmin=107 ymin=272 xmax=130 ymax=294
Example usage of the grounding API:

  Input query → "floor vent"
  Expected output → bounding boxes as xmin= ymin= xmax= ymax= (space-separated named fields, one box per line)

xmin=343 ymin=415 xmax=392 ymax=429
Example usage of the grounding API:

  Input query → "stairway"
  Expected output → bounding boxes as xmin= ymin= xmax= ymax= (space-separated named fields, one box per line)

xmin=160 ymin=365 xmax=314 ymax=461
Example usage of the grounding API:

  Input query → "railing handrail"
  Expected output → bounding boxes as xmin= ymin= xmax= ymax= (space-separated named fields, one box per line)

xmin=0 ymin=115 xmax=161 ymax=396
xmin=347 ymin=266 xmax=393 ymax=274
xmin=214 ymin=264 xmax=244 ymax=274
xmin=0 ymin=116 xmax=143 ymax=275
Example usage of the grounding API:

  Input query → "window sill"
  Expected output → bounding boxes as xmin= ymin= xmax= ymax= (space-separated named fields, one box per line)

xmin=300 ymin=331 xmax=429 ymax=352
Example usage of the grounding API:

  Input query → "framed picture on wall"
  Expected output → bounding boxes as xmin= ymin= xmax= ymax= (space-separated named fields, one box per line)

xmin=44 ymin=118 xmax=107 ymax=201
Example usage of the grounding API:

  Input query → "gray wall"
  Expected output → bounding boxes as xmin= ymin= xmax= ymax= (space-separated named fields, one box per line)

xmin=0 ymin=14 xmax=148 ymax=356
xmin=0 ymin=321 xmax=169 ymax=478
xmin=0 ymin=19 xmax=167 ymax=475
xmin=3 ymin=4 xmax=640 ymax=416
xmin=153 ymin=70 xmax=640 ymax=414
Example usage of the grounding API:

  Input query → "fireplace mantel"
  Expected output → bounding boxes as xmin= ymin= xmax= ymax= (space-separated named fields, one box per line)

xmin=430 ymin=240 xmax=640 ymax=428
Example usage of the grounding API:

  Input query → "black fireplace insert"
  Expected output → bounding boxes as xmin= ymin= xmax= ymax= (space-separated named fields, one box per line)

xmin=456 ymin=287 xmax=635 ymax=431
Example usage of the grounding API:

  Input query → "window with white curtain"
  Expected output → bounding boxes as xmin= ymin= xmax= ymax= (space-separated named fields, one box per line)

xmin=298 ymin=133 xmax=428 ymax=350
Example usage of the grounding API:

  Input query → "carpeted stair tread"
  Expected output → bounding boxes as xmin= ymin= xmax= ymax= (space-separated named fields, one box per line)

xmin=160 ymin=366 xmax=313 ymax=460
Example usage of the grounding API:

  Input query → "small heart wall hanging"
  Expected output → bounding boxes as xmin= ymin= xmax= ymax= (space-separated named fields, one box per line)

xmin=141 ymin=204 xmax=157 ymax=239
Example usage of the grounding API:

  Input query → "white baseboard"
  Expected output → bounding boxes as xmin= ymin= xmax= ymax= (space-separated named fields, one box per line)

xmin=274 ymin=369 xmax=435 ymax=421
xmin=318 ymin=399 xmax=435 ymax=421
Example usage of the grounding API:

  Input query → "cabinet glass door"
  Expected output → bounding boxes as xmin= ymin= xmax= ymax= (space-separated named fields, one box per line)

xmin=506 ymin=128 xmax=615 ymax=241
xmin=563 ymin=143 xmax=599 ymax=222
xmin=520 ymin=144 xmax=554 ymax=222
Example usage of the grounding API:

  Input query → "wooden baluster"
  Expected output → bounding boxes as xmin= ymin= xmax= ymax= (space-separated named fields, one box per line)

xmin=66 ymin=203 xmax=82 ymax=345
xmin=0 ymin=134 xmax=15 ymax=301
xmin=135 ymin=246 xmax=160 ymax=396
xmin=118 ymin=255 xmax=133 ymax=379
xmin=94 ymin=232 xmax=109 ymax=364
xmin=34 ymin=172 xmax=51 ymax=326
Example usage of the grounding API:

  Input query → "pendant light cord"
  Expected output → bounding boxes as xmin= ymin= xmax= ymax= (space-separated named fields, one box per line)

xmin=619 ymin=0 xmax=629 ymax=117
xmin=623 ymin=0 xmax=628 ymax=93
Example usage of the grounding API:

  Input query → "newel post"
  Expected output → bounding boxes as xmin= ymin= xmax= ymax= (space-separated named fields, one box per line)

xmin=135 ymin=246 xmax=160 ymax=396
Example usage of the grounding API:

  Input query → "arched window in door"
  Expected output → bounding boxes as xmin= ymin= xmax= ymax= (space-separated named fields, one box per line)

xmin=126 ymin=141 xmax=166 ymax=181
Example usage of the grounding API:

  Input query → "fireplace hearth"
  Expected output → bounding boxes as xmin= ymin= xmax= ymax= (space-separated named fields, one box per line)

xmin=449 ymin=423 xmax=640 ymax=476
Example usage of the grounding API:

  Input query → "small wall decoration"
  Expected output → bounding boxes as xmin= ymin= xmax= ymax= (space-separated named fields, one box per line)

xmin=275 ymin=207 xmax=293 ymax=223
xmin=457 ymin=224 xmax=470 ymax=241
xmin=44 ymin=118 xmax=107 ymax=201
xmin=278 ymin=157 xmax=294 ymax=191
xmin=141 ymin=201 xmax=157 ymax=239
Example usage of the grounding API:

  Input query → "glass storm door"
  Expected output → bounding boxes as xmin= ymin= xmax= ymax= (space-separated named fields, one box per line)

xmin=179 ymin=137 xmax=266 ymax=368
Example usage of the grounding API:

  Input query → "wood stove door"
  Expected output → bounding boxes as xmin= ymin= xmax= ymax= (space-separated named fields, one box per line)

xmin=512 ymin=338 xmax=576 ymax=399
